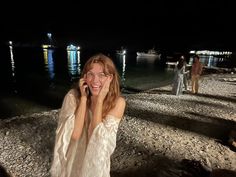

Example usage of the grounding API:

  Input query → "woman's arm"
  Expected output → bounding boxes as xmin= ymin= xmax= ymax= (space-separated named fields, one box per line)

xmin=198 ymin=63 xmax=203 ymax=75
xmin=71 ymin=77 xmax=89 ymax=141
xmin=71 ymin=97 xmax=87 ymax=140
xmin=50 ymin=90 xmax=78 ymax=176
xmin=183 ymin=65 xmax=189 ymax=74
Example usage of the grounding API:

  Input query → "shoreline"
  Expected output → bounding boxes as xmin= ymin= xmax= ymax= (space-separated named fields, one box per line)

xmin=0 ymin=67 xmax=234 ymax=119
xmin=0 ymin=73 xmax=236 ymax=177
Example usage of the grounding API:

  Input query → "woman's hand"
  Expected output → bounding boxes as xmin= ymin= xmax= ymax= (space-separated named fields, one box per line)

xmin=79 ymin=75 xmax=88 ymax=98
xmin=98 ymin=75 xmax=112 ymax=101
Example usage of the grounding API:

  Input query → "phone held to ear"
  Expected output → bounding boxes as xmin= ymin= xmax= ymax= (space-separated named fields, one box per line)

xmin=83 ymin=83 xmax=90 ymax=96
xmin=85 ymin=87 xmax=90 ymax=96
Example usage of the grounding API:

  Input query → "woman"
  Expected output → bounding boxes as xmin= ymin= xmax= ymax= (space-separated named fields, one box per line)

xmin=50 ymin=53 xmax=126 ymax=177
xmin=172 ymin=56 xmax=189 ymax=95
xmin=181 ymin=55 xmax=189 ymax=91
xmin=191 ymin=55 xmax=203 ymax=94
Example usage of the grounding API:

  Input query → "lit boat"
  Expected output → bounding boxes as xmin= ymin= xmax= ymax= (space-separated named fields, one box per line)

xmin=67 ymin=44 xmax=80 ymax=51
xmin=137 ymin=49 xmax=161 ymax=58
xmin=116 ymin=49 xmax=126 ymax=55
xmin=42 ymin=44 xmax=55 ymax=49
xmin=116 ymin=46 xmax=126 ymax=55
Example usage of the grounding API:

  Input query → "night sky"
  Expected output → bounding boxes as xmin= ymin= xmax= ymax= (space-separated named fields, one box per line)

xmin=1 ymin=1 xmax=235 ymax=51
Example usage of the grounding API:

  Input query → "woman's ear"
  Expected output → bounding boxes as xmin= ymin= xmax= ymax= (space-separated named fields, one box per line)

xmin=110 ymin=74 xmax=114 ymax=81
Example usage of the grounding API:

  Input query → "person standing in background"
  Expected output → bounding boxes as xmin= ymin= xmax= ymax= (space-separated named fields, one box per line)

xmin=172 ymin=55 xmax=189 ymax=95
xmin=181 ymin=55 xmax=189 ymax=91
xmin=191 ymin=55 xmax=203 ymax=94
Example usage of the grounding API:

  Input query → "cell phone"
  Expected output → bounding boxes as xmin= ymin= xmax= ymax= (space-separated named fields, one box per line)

xmin=86 ymin=87 xmax=90 ymax=96
xmin=84 ymin=83 xmax=90 ymax=96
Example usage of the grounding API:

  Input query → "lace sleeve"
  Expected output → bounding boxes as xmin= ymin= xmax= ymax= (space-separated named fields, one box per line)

xmin=80 ymin=115 xmax=121 ymax=177
xmin=50 ymin=90 xmax=77 ymax=177
xmin=91 ymin=115 xmax=120 ymax=152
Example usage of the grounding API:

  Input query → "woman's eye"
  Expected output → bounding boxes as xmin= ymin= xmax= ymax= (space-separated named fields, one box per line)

xmin=87 ymin=73 xmax=94 ymax=78
xmin=99 ymin=73 xmax=106 ymax=78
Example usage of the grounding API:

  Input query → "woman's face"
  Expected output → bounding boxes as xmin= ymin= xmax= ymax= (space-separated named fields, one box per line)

xmin=85 ymin=63 xmax=108 ymax=96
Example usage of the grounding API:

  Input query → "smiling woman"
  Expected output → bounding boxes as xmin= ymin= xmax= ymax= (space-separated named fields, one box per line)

xmin=50 ymin=53 xmax=126 ymax=177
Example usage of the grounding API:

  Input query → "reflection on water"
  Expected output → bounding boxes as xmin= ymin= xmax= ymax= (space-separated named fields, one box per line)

xmin=116 ymin=54 xmax=126 ymax=86
xmin=42 ymin=47 xmax=81 ymax=82
xmin=43 ymin=48 xmax=55 ymax=80
xmin=122 ymin=55 xmax=126 ymax=84
xmin=118 ymin=54 xmax=126 ymax=86
xmin=67 ymin=50 xmax=81 ymax=80
xmin=8 ymin=41 xmax=18 ymax=93
xmin=9 ymin=41 xmax=15 ymax=78
xmin=114 ymin=54 xmax=175 ymax=90
xmin=136 ymin=55 xmax=159 ymax=65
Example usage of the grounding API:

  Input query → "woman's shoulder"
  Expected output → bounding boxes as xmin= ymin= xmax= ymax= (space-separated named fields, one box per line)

xmin=108 ymin=96 xmax=126 ymax=119
xmin=117 ymin=96 xmax=126 ymax=104
xmin=116 ymin=96 xmax=126 ymax=109
xmin=59 ymin=89 xmax=79 ymax=117
xmin=63 ymin=89 xmax=79 ymax=103
xmin=66 ymin=88 xmax=78 ymax=97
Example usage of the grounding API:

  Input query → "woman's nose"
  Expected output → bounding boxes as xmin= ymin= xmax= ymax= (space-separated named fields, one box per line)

xmin=92 ymin=75 xmax=100 ymax=82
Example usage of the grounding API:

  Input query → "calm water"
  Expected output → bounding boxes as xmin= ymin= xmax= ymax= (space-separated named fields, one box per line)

xmin=0 ymin=45 xmax=175 ymax=118
xmin=1 ymin=46 xmax=175 ymax=90
xmin=0 ymin=44 xmax=233 ymax=118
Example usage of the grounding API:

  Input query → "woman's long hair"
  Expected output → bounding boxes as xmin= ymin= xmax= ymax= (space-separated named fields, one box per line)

xmin=74 ymin=53 xmax=121 ymax=118
xmin=193 ymin=55 xmax=200 ymax=64
xmin=177 ymin=57 xmax=185 ymax=70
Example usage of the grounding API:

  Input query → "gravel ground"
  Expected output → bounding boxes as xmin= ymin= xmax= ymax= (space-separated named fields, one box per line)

xmin=0 ymin=73 xmax=236 ymax=177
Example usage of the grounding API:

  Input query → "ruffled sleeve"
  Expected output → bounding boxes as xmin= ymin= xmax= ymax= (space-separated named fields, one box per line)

xmin=50 ymin=89 xmax=77 ymax=177
xmin=80 ymin=115 xmax=121 ymax=177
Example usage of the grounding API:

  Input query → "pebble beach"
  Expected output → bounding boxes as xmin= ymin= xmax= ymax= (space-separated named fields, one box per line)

xmin=0 ymin=73 xmax=236 ymax=177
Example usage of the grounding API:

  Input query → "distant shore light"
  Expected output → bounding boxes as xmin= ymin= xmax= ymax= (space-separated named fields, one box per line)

xmin=47 ymin=33 xmax=52 ymax=38
xmin=190 ymin=50 xmax=232 ymax=56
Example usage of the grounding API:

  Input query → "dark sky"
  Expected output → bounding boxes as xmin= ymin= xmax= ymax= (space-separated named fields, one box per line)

xmin=1 ymin=1 xmax=235 ymax=51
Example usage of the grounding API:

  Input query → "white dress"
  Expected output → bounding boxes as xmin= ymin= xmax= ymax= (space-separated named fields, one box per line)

xmin=50 ymin=89 xmax=121 ymax=177
xmin=172 ymin=66 xmax=184 ymax=95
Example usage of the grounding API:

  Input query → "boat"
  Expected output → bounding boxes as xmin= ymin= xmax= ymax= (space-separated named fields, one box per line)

xmin=137 ymin=49 xmax=161 ymax=58
xmin=116 ymin=49 xmax=126 ymax=55
xmin=41 ymin=44 xmax=56 ymax=49
xmin=116 ymin=47 xmax=126 ymax=55
xmin=66 ymin=44 xmax=80 ymax=51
